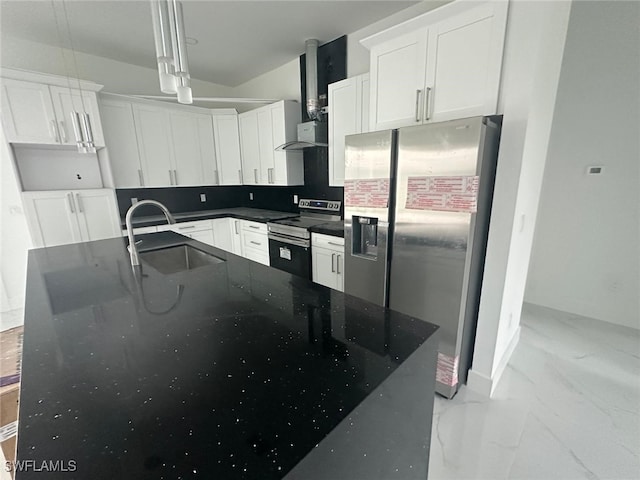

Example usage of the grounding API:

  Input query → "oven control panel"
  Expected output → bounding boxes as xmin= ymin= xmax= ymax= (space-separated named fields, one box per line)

xmin=299 ymin=199 xmax=341 ymax=211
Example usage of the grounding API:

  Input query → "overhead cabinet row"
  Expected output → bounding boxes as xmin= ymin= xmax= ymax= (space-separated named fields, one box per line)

xmin=101 ymin=98 xmax=243 ymax=187
xmin=1 ymin=78 xmax=105 ymax=147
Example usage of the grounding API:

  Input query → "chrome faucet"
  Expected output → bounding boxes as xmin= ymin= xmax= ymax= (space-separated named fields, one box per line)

xmin=125 ymin=200 xmax=175 ymax=266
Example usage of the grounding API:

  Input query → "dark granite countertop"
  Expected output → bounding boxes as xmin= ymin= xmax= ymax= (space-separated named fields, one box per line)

xmin=309 ymin=221 xmax=345 ymax=238
xmin=17 ymin=233 xmax=438 ymax=479
xmin=121 ymin=207 xmax=299 ymax=229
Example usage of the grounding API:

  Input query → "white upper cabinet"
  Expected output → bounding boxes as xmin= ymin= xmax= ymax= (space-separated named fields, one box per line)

xmin=369 ymin=30 xmax=429 ymax=130
xmin=1 ymin=79 xmax=58 ymax=144
xmin=239 ymin=110 xmax=261 ymax=184
xmin=212 ymin=114 xmax=243 ymax=185
xmin=100 ymin=99 xmax=144 ymax=188
xmin=132 ymin=104 xmax=174 ymax=187
xmin=169 ymin=111 xmax=216 ymax=186
xmin=364 ymin=0 xmax=508 ymax=130
xmin=328 ymin=73 xmax=370 ymax=186
xmin=49 ymin=86 xmax=105 ymax=147
xmin=239 ymin=100 xmax=303 ymax=186
xmin=0 ymin=70 xmax=105 ymax=147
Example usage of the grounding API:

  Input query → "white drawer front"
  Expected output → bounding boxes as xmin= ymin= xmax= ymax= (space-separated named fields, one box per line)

xmin=312 ymin=233 xmax=344 ymax=250
xmin=244 ymin=246 xmax=270 ymax=266
xmin=122 ymin=226 xmax=157 ymax=236
xmin=242 ymin=230 xmax=268 ymax=252
xmin=171 ymin=220 xmax=213 ymax=233
xmin=241 ymin=220 xmax=267 ymax=234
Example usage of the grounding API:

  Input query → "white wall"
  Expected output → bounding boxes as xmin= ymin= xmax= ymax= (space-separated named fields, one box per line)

xmin=525 ymin=1 xmax=640 ymax=330
xmin=0 ymin=36 xmax=234 ymax=98
xmin=231 ymin=58 xmax=300 ymax=112
xmin=0 ymin=129 xmax=32 ymax=312
xmin=467 ymin=0 xmax=572 ymax=396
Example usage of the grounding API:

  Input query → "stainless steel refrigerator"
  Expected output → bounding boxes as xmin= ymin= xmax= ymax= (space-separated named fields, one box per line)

xmin=344 ymin=116 xmax=501 ymax=398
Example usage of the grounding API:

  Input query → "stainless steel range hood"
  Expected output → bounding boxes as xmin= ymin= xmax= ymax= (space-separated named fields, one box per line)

xmin=275 ymin=39 xmax=328 ymax=151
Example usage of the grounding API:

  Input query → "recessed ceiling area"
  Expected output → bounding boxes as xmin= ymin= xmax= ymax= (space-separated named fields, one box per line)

xmin=0 ymin=0 xmax=419 ymax=87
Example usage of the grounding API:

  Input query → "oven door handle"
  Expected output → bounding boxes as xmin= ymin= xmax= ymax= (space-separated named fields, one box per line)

xmin=268 ymin=233 xmax=310 ymax=248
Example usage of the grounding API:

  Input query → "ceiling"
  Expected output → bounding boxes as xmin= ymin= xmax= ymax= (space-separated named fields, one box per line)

xmin=0 ymin=0 xmax=418 ymax=87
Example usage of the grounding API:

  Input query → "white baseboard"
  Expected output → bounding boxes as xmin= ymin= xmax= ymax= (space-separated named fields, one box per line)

xmin=467 ymin=326 xmax=521 ymax=397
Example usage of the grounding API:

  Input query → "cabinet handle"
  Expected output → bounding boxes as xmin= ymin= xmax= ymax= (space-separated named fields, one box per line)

xmin=169 ymin=170 xmax=174 ymax=185
xmin=75 ymin=193 xmax=83 ymax=213
xmin=254 ymin=168 xmax=258 ymax=184
xmin=250 ymin=240 xmax=261 ymax=246
xmin=268 ymin=168 xmax=274 ymax=184
xmin=331 ymin=253 xmax=336 ymax=273
xmin=328 ymin=241 xmax=342 ymax=247
xmin=234 ymin=221 xmax=239 ymax=235
xmin=248 ymin=225 xmax=260 ymax=230
xmin=58 ymin=121 xmax=67 ymax=142
xmin=67 ymin=193 xmax=75 ymax=213
xmin=337 ymin=254 xmax=341 ymax=274
xmin=138 ymin=169 xmax=145 ymax=186
xmin=415 ymin=89 xmax=423 ymax=122
xmin=49 ymin=120 xmax=59 ymax=142
xmin=238 ymin=169 xmax=242 ymax=183
xmin=425 ymin=86 xmax=432 ymax=121
xmin=178 ymin=225 xmax=195 ymax=230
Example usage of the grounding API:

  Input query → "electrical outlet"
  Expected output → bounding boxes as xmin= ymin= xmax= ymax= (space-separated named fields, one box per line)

xmin=249 ymin=192 xmax=254 ymax=201
xmin=293 ymin=194 xmax=299 ymax=204
xmin=131 ymin=198 xmax=138 ymax=205
xmin=200 ymin=193 xmax=206 ymax=202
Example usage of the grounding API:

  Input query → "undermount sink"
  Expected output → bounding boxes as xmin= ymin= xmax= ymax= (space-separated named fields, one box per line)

xmin=139 ymin=244 xmax=225 ymax=274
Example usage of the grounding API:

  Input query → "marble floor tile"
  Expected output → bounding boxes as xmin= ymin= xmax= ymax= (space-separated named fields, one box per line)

xmin=429 ymin=303 xmax=640 ymax=480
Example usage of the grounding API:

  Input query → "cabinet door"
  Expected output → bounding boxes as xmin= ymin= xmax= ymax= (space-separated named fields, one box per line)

xmin=189 ymin=229 xmax=215 ymax=246
xmin=369 ymin=29 xmax=429 ymax=131
xmin=312 ymin=247 xmax=339 ymax=289
xmin=328 ymin=77 xmax=358 ymax=187
xmin=336 ymin=252 xmax=345 ymax=292
xmin=22 ymin=191 xmax=82 ymax=247
xmin=257 ymin=107 xmax=274 ymax=185
xmin=230 ymin=218 xmax=243 ymax=255
xmin=212 ymin=114 xmax=243 ymax=185
xmin=238 ymin=111 xmax=260 ymax=184
xmin=212 ymin=218 xmax=233 ymax=252
xmin=74 ymin=189 xmax=121 ymax=242
xmin=359 ymin=74 xmax=371 ymax=134
xmin=100 ymin=99 xmax=143 ymax=187
xmin=168 ymin=111 xmax=208 ymax=186
xmin=424 ymin=2 xmax=508 ymax=122
xmin=1 ymin=79 xmax=58 ymax=144
xmin=49 ymin=87 xmax=105 ymax=147
xmin=132 ymin=105 xmax=174 ymax=187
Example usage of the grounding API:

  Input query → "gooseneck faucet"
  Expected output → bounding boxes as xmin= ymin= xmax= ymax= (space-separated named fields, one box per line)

xmin=125 ymin=200 xmax=175 ymax=266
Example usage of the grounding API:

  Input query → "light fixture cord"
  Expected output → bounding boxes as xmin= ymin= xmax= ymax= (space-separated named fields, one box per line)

xmin=49 ymin=0 xmax=76 ymax=101
xmin=60 ymin=0 xmax=88 ymax=115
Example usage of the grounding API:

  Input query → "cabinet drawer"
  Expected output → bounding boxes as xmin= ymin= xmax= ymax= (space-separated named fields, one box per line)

xmin=243 ymin=246 xmax=270 ymax=266
xmin=157 ymin=220 xmax=212 ymax=233
xmin=242 ymin=230 xmax=268 ymax=252
xmin=241 ymin=220 xmax=267 ymax=234
xmin=312 ymin=233 xmax=344 ymax=250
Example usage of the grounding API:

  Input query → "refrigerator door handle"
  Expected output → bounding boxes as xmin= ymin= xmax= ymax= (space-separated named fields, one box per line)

xmin=415 ymin=89 xmax=423 ymax=122
xmin=336 ymin=254 xmax=341 ymax=274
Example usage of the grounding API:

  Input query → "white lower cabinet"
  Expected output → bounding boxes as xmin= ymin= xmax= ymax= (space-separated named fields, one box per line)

xmin=240 ymin=220 xmax=269 ymax=266
xmin=23 ymin=189 xmax=121 ymax=248
xmin=312 ymin=233 xmax=344 ymax=292
xmin=157 ymin=220 xmax=216 ymax=247
xmin=121 ymin=226 xmax=157 ymax=236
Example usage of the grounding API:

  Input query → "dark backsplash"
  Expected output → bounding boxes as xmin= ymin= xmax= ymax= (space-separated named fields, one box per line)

xmin=116 ymin=36 xmax=346 ymax=220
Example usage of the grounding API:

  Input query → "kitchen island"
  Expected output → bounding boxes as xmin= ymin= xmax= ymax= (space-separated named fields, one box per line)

xmin=16 ymin=232 xmax=438 ymax=479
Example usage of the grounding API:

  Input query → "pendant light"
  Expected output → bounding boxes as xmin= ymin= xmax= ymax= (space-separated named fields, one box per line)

xmin=150 ymin=0 xmax=192 ymax=104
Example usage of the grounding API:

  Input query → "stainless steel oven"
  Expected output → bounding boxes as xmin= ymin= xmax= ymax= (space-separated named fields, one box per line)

xmin=267 ymin=232 xmax=311 ymax=279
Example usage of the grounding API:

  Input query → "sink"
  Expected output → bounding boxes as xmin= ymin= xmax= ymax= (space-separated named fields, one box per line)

xmin=139 ymin=244 xmax=225 ymax=274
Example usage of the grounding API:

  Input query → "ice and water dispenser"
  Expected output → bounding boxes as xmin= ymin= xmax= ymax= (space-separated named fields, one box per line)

xmin=351 ymin=216 xmax=379 ymax=260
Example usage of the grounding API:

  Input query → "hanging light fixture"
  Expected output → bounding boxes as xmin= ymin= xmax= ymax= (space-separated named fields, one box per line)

xmin=150 ymin=0 xmax=192 ymax=104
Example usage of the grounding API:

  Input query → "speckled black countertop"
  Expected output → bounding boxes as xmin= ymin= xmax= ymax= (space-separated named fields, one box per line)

xmin=309 ymin=221 xmax=345 ymax=238
xmin=122 ymin=207 xmax=298 ymax=229
xmin=17 ymin=233 xmax=438 ymax=479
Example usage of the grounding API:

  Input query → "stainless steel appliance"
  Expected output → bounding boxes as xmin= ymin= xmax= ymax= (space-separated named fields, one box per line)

xmin=344 ymin=116 xmax=501 ymax=398
xmin=267 ymin=199 xmax=341 ymax=279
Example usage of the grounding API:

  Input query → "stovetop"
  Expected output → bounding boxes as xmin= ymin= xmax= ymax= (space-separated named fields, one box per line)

xmin=270 ymin=216 xmax=338 ymax=230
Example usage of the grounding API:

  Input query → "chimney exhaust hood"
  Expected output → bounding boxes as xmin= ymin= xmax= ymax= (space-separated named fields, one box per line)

xmin=275 ymin=39 xmax=328 ymax=151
